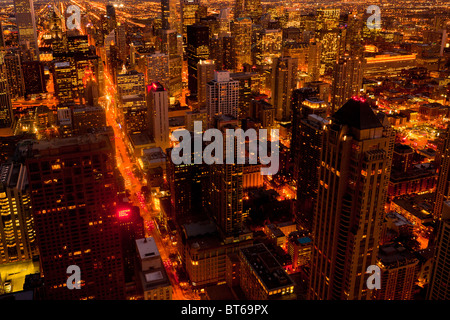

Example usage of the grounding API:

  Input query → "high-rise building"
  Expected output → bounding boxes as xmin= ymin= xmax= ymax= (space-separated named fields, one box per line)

xmin=106 ymin=3 xmax=117 ymax=33
xmin=374 ymin=243 xmax=418 ymax=300
xmin=271 ymin=56 xmax=298 ymax=121
xmin=117 ymin=70 xmax=145 ymax=98
xmin=234 ymin=0 xmax=262 ymax=22
xmin=316 ymin=8 xmax=340 ymax=31
xmin=117 ymin=204 xmax=144 ymax=285
xmin=0 ymin=53 xmax=14 ymax=129
xmin=181 ymin=0 xmax=200 ymax=37
xmin=4 ymin=53 xmax=25 ymax=99
xmin=0 ymin=21 xmax=4 ymax=49
xmin=13 ymin=0 xmax=39 ymax=60
xmin=120 ymin=94 xmax=148 ymax=135
xmin=231 ymin=18 xmax=252 ymax=72
xmin=0 ymin=163 xmax=37 ymax=264
xmin=21 ymin=61 xmax=45 ymax=95
xmin=147 ymin=82 xmax=170 ymax=151
xmin=161 ymin=0 xmax=179 ymax=32
xmin=428 ymin=200 xmax=450 ymax=299
xmin=53 ymin=61 xmax=75 ymax=104
xmin=26 ymin=135 xmax=125 ymax=299
xmin=293 ymin=95 xmax=328 ymax=232
xmin=208 ymin=122 xmax=245 ymax=238
xmin=330 ymin=54 xmax=365 ymax=113
xmin=308 ymin=98 xmax=393 ymax=300
xmin=206 ymin=71 xmax=239 ymax=122
xmin=434 ymin=126 xmax=450 ymax=220
xmin=308 ymin=41 xmax=321 ymax=82
xmin=187 ymin=24 xmax=210 ymax=96
xmin=229 ymin=72 xmax=259 ymax=119
xmin=197 ymin=60 xmax=216 ymax=108
xmin=146 ymin=52 xmax=170 ymax=90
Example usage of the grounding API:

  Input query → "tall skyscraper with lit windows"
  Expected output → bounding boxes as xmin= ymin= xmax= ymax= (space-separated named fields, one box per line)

xmin=0 ymin=53 xmax=14 ymax=129
xmin=308 ymin=98 xmax=393 ymax=300
xmin=206 ymin=71 xmax=239 ymax=122
xmin=13 ymin=0 xmax=39 ymax=60
xmin=26 ymin=135 xmax=125 ymax=300
xmin=147 ymin=82 xmax=170 ymax=151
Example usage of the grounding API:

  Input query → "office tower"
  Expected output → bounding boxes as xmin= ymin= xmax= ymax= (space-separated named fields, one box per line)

xmin=72 ymin=105 xmax=107 ymax=134
xmin=218 ymin=8 xmax=231 ymax=36
xmin=0 ymin=21 xmax=4 ymax=49
xmin=316 ymin=8 xmax=340 ymax=31
xmin=181 ymin=0 xmax=200 ymax=37
xmin=428 ymin=200 xmax=450 ymax=299
xmin=187 ymin=24 xmax=210 ymax=96
xmin=157 ymin=29 xmax=183 ymax=104
xmin=117 ymin=70 xmax=145 ymax=98
xmin=53 ymin=61 xmax=75 ymax=104
xmin=206 ymin=71 xmax=239 ymax=122
xmin=117 ymin=205 xmax=144 ymax=285
xmin=106 ymin=3 xmax=117 ymax=33
xmin=4 ymin=53 xmax=25 ymax=99
xmin=271 ymin=56 xmax=298 ymax=121
xmin=374 ymin=243 xmax=418 ymax=300
xmin=116 ymin=23 xmax=128 ymax=63
xmin=197 ymin=60 xmax=216 ymax=108
xmin=231 ymin=18 xmax=252 ymax=72
xmin=254 ymin=29 xmax=283 ymax=68
xmin=308 ymin=98 xmax=393 ymax=300
xmin=209 ymin=122 xmax=244 ymax=238
xmin=239 ymin=244 xmax=295 ymax=299
xmin=0 ymin=163 xmax=36 ymax=264
xmin=13 ymin=0 xmax=38 ymax=60
xmin=22 ymin=61 xmax=45 ymax=95
xmin=222 ymin=35 xmax=234 ymax=71
xmin=0 ymin=53 xmax=14 ymax=129
xmin=229 ymin=72 xmax=259 ymax=119
xmin=308 ymin=41 xmax=321 ymax=82
xmin=166 ymin=134 xmax=207 ymax=221
xmin=26 ymin=135 xmax=125 ymax=300
xmin=147 ymin=82 xmax=170 ymax=151
xmin=318 ymin=28 xmax=342 ymax=74
xmin=435 ymin=127 xmax=450 ymax=219
xmin=161 ymin=0 xmax=179 ymax=32
xmin=292 ymin=95 xmax=328 ymax=232
xmin=234 ymin=0 xmax=262 ymax=22
xmin=146 ymin=52 xmax=169 ymax=90
xmin=120 ymin=94 xmax=148 ymax=135
xmin=330 ymin=54 xmax=365 ymax=113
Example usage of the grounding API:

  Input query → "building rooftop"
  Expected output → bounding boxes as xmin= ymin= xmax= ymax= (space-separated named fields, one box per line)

xmin=239 ymin=243 xmax=294 ymax=291
xmin=136 ymin=237 xmax=160 ymax=260
xmin=333 ymin=98 xmax=383 ymax=130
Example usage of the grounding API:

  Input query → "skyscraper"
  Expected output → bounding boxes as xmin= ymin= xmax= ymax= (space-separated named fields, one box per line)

xmin=308 ymin=41 xmax=321 ymax=82
xmin=53 ymin=61 xmax=75 ymax=104
xmin=209 ymin=123 xmax=245 ymax=238
xmin=13 ymin=0 xmax=39 ymax=60
xmin=308 ymin=98 xmax=393 ymax=300
xmin=234 ymin=0 xmax=262 ymax=22
xmin=206 ymin=71 xmax=239 ymax=122
xmin=26 ymin=135 xmax=125 ymax=299
xmin=271 ymin=56 xmax=298 ymax=121
xmin=187 ymin=24 xmax=210 ymax=96
xmin=428 ymin=200 xmax=450 ymax=299
xmin=161 ymin=0 xmax=179 ymax=33
xmin=434 ymin=126 xmax=450 ymax=220
xmin=117 ymin=70 xmax=145 ymax=98
xmin=0 ymin=53 xmax=14 ymax=129
xmin=147 ymin=82 xmax=170 ymax=151
xmin=4 ymin=53 xmax=25 ymax=99
xmin=146 ymin=52 xmax=170 ymax=90
xmin=231 ymin=18 xmax=252 ymax=72
xmin=197 ymin=60 xmax=216 ymax=108
xmin=330 ymin=54 xmax=365 ymax=113
xmin=0 ymin=163 xmax=37 ymax=264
